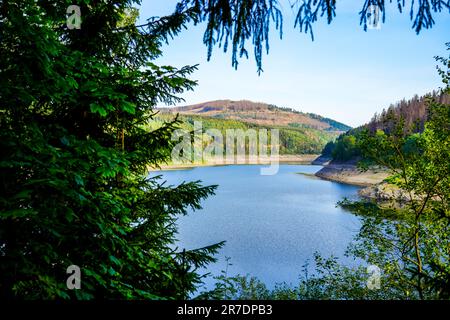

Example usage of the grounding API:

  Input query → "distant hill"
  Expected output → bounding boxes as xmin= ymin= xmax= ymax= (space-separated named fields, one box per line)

xmin=154 ymin=100 xmax=352 ymax=155
xmin=161 ymin=100 xmax=351 ymax=132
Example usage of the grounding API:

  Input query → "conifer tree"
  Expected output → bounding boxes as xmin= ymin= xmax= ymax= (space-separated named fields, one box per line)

xmin=0 ymin=0 xmax=222 ymax=299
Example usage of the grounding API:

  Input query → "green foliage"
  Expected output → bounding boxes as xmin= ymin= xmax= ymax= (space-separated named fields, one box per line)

xmin=201 ymin=254 xmax=403 ymax=300
xmin=320 ymin=141 xmax=335 ymax=157
xmin=0 ymin=0 xmax=223 ymax=299
xmin=210 ymin=275 xmax=272 ymax=300
xmin=341 ymin=53 xmax=450 ymax=299
xmin=331 ymin=134 xmax=361 ymax=161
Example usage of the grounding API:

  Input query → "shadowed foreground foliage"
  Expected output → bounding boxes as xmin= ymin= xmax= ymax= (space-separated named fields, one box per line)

xmin=0 ymin=0 xmax=224 ymax=299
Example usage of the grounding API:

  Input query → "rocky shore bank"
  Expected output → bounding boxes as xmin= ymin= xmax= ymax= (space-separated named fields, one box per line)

xmin=313 ymin=162 xmax=406 ymax=202
xmin=315 ymin=163 xmax=389 ymax=187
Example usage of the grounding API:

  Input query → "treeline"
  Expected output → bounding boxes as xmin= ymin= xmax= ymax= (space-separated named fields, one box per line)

xmin=267 ymin=104 xmax=352 ymax=132
xmin=306 ymin=113 xmax=352 ymax=132
xmin=323 ymin=91 xmax=450 ymax=161
xmin=367 ymin=91 xmax=450 ymax=134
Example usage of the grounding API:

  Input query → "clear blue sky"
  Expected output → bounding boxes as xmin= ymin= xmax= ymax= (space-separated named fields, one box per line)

xmin=138 ymin=0 xmax=450 ymax=127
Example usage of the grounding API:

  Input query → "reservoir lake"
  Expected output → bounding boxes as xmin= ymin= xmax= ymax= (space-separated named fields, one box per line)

xmin=155 ymin=164 xmax=362 ymax=289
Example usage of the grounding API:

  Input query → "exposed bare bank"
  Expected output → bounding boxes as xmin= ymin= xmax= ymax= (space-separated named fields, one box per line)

xmin=149 ymin=154 xmax=320 ymax=171
xmin=314 ymin=164 xmax=390 ymax=187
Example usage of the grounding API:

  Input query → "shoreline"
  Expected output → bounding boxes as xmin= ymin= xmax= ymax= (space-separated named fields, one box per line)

xmin=149 ymin=154 xmax=321 ymax=171
xmin=314 ymin=163 xmax=389 ymax=187
xmin=150 ymin=155 xmax=389 ymax=186
xmin=313 ymin=163 xmax=405 ymax=202
xmin=148 ymin=152 xmax=409 ymax=203
xmin=150 ymin=156 xmax=394 ymax=199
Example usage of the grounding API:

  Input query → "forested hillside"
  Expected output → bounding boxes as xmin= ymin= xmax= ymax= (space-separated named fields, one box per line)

xmin=157 ymin=100 xmax=351 ymax=156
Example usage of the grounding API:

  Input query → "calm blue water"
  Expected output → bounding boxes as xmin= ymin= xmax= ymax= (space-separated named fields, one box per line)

xmin=155 ymin=164 xmax=362 ymax=289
